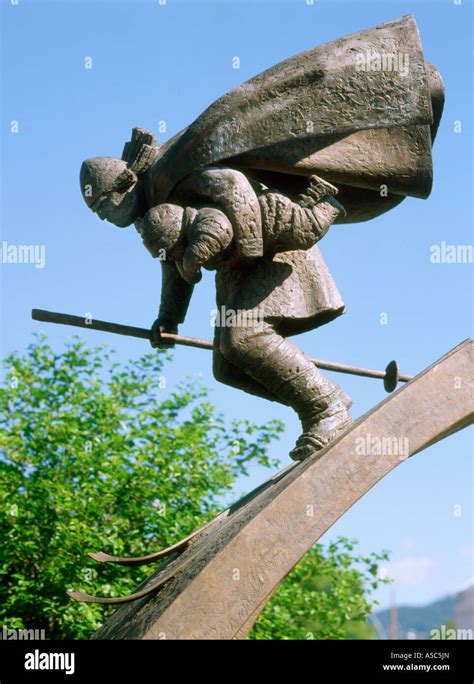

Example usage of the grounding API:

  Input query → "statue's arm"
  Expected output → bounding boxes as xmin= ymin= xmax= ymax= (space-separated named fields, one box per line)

xmin=150 ymin=261 xmax=194 ymax=348
xmin=158 ymin=260 xmax=194 ymax=326
xmin=261 ymin=187 xmax=345 ymax=253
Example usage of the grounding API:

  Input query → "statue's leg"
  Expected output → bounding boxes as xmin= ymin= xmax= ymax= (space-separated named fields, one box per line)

xmin=213 ymin=327 xmax=286 ymax=403
xmin=213 ymin=328 xmax=351 ymax=408
xmin=218 ymin=321 xmax=352 ymax=461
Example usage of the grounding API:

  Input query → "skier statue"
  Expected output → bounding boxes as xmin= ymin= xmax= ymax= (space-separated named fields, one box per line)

xmin=79 ymin=15 xmax=444 ymax=460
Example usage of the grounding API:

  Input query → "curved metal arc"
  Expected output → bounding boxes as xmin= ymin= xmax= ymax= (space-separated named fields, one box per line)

xmin=84 ymin=341 xmax=472 ymax=629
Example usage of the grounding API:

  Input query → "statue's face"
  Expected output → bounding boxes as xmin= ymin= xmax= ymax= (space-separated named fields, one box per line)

xmin=92 ymin=188 xmax=138 ymax=228
xmin=80 ymin=157 xmax=139 ymax=228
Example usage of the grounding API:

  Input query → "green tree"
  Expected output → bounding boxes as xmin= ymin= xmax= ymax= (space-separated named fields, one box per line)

xmin=249 ymin=538 xmax=389 ymax=639
xmin=0 ymin=337 xmax=388 ymax=639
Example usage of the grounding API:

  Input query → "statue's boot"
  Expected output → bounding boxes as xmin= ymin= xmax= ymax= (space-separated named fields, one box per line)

xmin=219 ymin=325 xmax=352 ymax=461
xmin=290 ymin=391 xmax=352 ymax=461
xmin=262 ymin=348 xmax=352 ymax=462
xmin=323 ymin=379 xmax=352 ymax=411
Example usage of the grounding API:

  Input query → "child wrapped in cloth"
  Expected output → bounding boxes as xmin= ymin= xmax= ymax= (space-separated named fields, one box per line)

xmin=137 ymin=171 xmax=352 ymax=461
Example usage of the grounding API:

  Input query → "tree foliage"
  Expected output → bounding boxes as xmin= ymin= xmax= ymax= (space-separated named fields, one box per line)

xmin=250 ymin=538 xmax=389 ymax=639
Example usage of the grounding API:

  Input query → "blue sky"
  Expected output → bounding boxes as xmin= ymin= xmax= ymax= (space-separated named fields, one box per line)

xmin=1 ymin=0 xmax=472 ymax=616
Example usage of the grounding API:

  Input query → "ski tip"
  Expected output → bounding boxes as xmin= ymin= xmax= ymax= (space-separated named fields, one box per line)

xmin=67 ymin=590 xmax=124 ymax=605
xmin=67 ymin=589 xmax=153 ymax=605
xmin=88 ymin=551 xmax=117 ymax=563
xmin=67 ymin=590 xmax=97 ymax=603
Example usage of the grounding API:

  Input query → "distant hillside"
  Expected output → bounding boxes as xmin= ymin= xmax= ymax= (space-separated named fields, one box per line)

xmin=373 ymin=595 xmax=455 ymax=639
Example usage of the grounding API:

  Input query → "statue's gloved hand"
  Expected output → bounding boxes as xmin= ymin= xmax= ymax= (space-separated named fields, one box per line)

xmin=150 ymin=318 xmax=178 ymax=349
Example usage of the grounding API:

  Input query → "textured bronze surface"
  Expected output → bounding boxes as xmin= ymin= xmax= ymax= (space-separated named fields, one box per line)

xmin=78 ymin=15 xmax=444 ymax=461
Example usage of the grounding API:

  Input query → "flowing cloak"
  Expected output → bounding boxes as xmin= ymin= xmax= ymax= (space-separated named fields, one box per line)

xmin=215 ymin=245 xmax=345 ymax=335
xmin=141 ymin=14 xmax=444 ymax=252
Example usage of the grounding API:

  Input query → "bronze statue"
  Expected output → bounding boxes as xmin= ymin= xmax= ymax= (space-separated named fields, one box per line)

xmin=79 ymin=15 xmax=444 ymax=461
